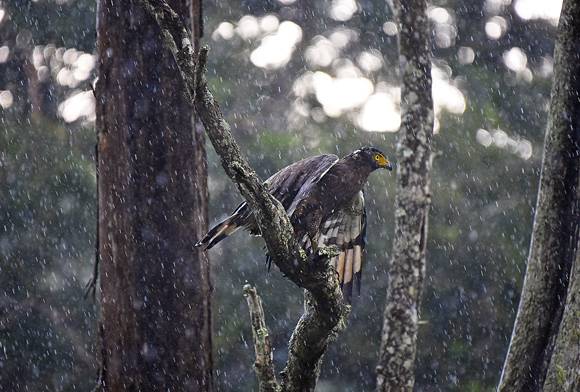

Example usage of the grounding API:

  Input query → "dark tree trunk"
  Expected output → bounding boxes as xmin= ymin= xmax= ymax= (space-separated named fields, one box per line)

xmin=95 ymin=0 xmax=212 ymax=390
xmin=498 ymin=0 xmax=580 ymax=391
xmin=376 ymin=0 xmax=433 ymax=391
xmin=544 ymin=231 xmax=580 ymax=391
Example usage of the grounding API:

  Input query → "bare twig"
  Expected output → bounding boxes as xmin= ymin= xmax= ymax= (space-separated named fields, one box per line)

xmin=138 ymin=1 xmax=348 ymax=390
xmin=243 ymin=285 xmax=280 ymax=392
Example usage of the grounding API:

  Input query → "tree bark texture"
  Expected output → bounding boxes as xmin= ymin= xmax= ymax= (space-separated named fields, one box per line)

xmin=95 ymin=0 xmax=212 ymax=390
xmin=544 ymin=231 xmax=580 ymax=391
xmin=497 ymin=1 xmax=580 ymax=390
xmin=376 ymin=0 xmax=433 ymax=391
xmin=243 ymin=285 xmax=281 ymax=392
xmin=138 ymin=2 xmax=349 ymax=390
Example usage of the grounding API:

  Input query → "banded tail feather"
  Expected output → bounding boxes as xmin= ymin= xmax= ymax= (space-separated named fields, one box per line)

xmin=195 ymin=203 xmax=254 ymax=250
xmin=318 ymin=191 xmax=367 ymax=303
xmin=195 ymin=215 xmax=241 ymax=250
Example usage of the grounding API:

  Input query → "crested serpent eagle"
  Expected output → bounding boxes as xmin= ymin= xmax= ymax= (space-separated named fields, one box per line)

xmin=196 ymin=147 xmax=393 ymax=302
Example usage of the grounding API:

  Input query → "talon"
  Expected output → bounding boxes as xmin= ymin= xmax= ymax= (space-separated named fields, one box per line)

xmin=308 ymin=234 xmax=318 ymax=254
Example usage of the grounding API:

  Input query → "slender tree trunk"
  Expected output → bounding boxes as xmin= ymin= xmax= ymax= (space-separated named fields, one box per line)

xmin=498 ymin=1 xmax=580 ymax=391
xmin=95 ymin=0 xmax=212 ymax=390
xmin=376 ymin=1 xmax=433 ymax=391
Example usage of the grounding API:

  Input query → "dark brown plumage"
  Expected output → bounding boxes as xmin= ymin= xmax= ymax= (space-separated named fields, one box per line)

xmin=196 ymin=147 xmax=393 ymax=302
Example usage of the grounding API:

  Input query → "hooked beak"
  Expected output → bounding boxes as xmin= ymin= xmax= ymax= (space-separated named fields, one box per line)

xmin=377 ymin=155 xmax=394 ymax=171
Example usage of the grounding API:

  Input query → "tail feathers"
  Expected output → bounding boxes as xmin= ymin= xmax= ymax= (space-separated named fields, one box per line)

xmin=325 ymin=212 xmax=365 ymax=305
xmin=195 ymin=216 xmax=241 ymax=250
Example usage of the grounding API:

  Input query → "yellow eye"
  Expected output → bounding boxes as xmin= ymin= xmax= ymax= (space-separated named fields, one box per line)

xmin=374 ymin=154 xmax=381 ymax=161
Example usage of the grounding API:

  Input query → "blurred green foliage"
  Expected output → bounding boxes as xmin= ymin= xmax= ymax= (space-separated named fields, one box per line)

xmin=0 ymin=120 xmax=97 ymax=390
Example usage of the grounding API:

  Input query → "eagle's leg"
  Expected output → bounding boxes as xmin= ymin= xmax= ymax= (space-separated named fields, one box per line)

xmin=308 ymin=234 xmax=319 ymax=255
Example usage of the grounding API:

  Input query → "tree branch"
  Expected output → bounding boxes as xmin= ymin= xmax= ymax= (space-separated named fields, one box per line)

xmin=138 ymin=1 xmax=348 ymax=389
xmin=243 ymin=285 xmax=280 ymax=392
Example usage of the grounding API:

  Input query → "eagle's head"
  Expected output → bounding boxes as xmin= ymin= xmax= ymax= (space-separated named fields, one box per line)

xmin=352 ymin=147 xmax=394 ymax=171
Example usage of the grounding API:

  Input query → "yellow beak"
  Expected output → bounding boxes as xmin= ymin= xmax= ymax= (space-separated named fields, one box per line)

xmin=377 ymin=155 xmax=393 ymax=171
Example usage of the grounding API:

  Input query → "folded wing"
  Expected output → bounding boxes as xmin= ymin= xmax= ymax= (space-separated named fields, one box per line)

xmin=196 ymin=154 xmax=339 ymax=249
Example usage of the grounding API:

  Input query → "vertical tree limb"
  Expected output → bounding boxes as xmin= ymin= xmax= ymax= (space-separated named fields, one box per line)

xmin=498 ymin=0 xmax=580 ymax=390
xmin=280 ymin=289 xmax=348 ymax=392
xmin=138 ymin=1 xmax=349 ymax=390
xmin=376 ymin=0 xmax=433 ymax=391
xmin=243 ymin=285 xmax=281 ymax=392
xmin=96 ymin=0 xmax=212 ymax=389
xmin=543 ymin=231 xmax=580 ymax=392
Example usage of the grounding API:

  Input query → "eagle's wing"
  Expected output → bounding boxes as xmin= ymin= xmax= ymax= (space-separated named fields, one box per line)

xmin=265 ymin=154 xmax=339 ymax=210
xmin=313 ymin=191 xmax=367 ymax=303
xmin=196 ymin=154 xmax=339 ymax=249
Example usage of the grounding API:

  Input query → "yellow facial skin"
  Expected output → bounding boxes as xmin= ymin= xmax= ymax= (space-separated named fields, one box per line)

xmin=373 ymin=153 xmax=391 ymax=169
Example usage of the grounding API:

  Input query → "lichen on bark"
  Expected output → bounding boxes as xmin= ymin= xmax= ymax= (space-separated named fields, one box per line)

xmin=243 ymin=285 xmax=281 ymax=392
xmin=376 ymin=0 xmax=433 ymax=391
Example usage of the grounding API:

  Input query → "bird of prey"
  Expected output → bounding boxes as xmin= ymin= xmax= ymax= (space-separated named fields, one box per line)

xmin=196 ymin=147 xmax=393 ymax=302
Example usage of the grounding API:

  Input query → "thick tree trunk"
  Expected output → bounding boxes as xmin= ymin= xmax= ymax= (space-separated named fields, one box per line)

xmin=544 ymin=232 xmax=580 ymax=391
xmin=497 ymin=0 xmax=580 ymax=390
xmin=95 ymin=0 xmax=212 ymax=390
xmin=375 ymin=1 xmax=433 ymax=391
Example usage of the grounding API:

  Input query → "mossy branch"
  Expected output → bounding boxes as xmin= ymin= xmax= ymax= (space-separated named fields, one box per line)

xmin=243 ymin=285 xmax=281 ymax=392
